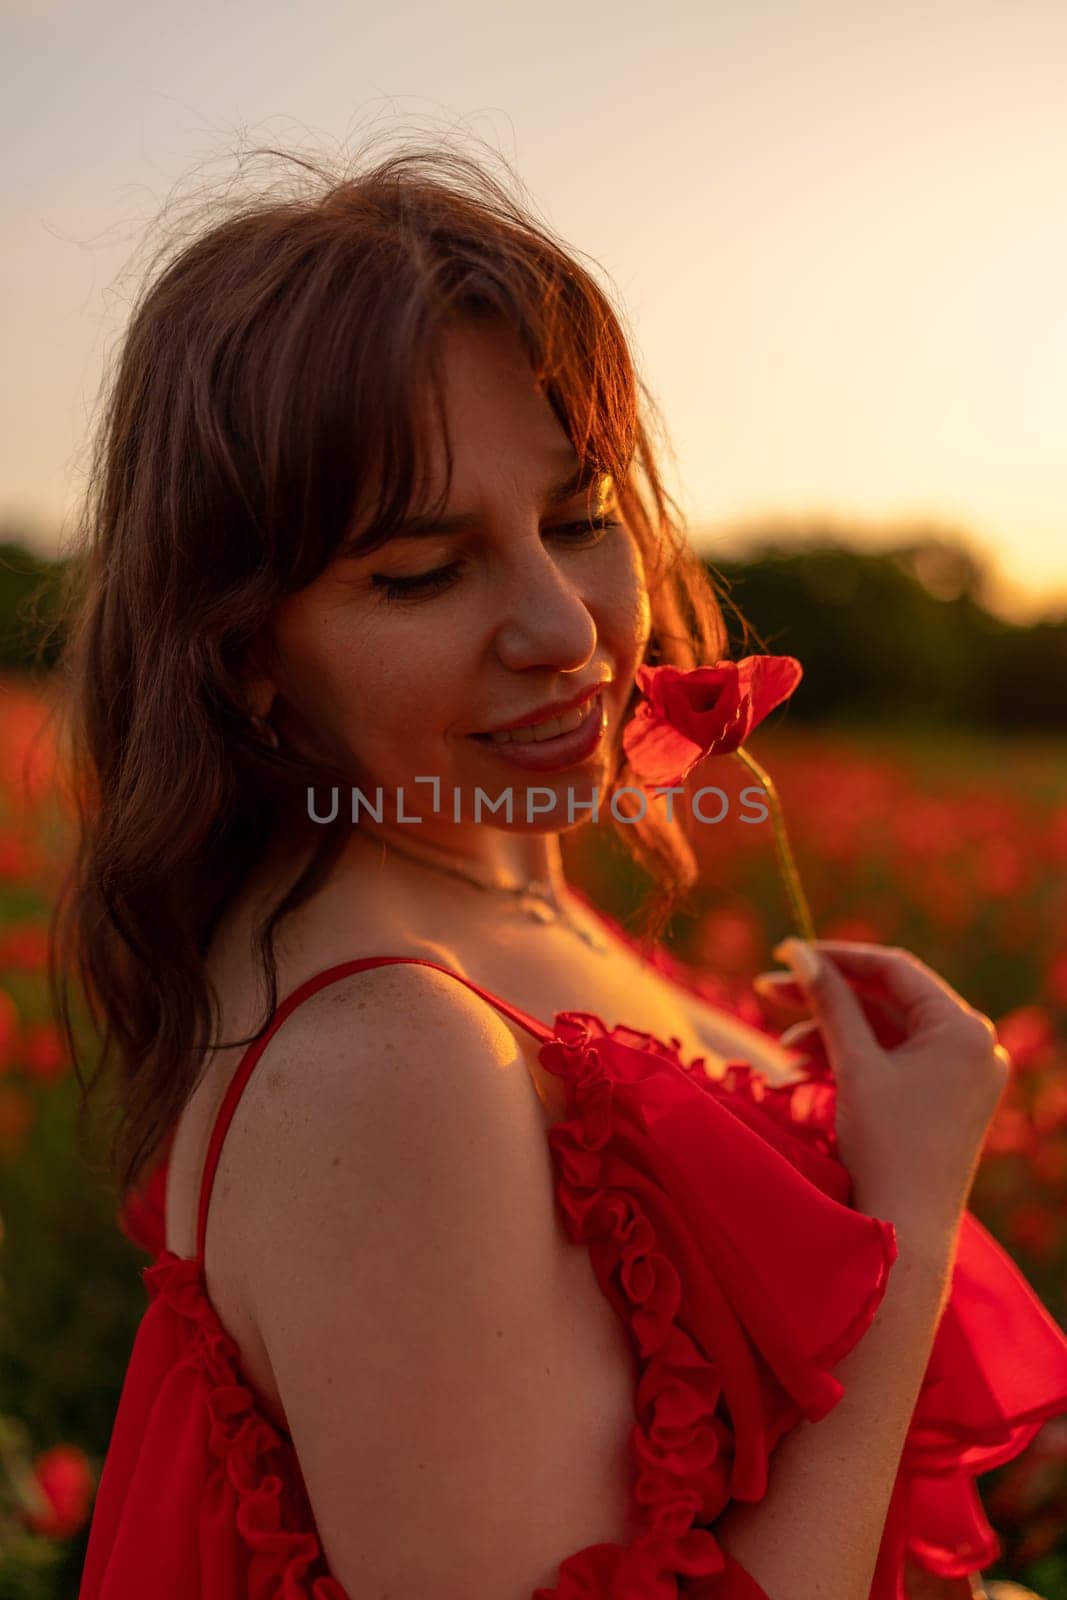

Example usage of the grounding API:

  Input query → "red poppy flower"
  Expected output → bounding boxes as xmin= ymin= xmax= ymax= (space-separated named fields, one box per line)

xmin=24 ymin=1444 xmax=94 ymax=1538
xmin=623 ymin=656 xmax=803 ymax=787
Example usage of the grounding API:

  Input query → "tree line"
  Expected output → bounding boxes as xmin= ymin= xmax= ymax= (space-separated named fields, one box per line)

xmin=2 ymin=525 xmax=1065 ymax=732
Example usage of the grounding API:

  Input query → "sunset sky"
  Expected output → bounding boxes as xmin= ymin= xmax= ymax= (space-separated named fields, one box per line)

xmin=3 ymin=0 xmax=1065 ymax=622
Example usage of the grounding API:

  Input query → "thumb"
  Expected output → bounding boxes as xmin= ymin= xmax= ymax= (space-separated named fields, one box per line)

xmin=771 ymin=939 xmax=877 ymax=1073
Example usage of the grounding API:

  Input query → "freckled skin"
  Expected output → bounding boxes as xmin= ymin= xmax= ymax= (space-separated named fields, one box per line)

xmin=243 ymin=315 xmax=651 ymax=893
xmin=211 ymin=324 xmax=993 ymax=1600
xmin=218 ymin=319 xmax=802 ymax=1078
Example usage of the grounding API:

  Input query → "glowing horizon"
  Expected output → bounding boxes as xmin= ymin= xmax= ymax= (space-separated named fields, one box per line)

xmin=3 ymin=0 xmax=1065 ymax=627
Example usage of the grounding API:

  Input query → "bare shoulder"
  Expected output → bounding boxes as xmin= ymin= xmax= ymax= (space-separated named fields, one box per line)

xmin=216 ymin=959 xmax=606 ymax=1595
xmin=237 ymin=953 xmax=510 ymax=1081
xmin=223 ymin=953 xmax=543 ymax=1267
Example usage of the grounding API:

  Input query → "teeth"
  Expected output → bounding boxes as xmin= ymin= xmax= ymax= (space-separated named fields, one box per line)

xmin=488 ymin=693 xmax=596 ymax=744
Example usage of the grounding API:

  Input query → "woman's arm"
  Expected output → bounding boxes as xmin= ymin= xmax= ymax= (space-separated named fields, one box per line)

xmin=675 ymin=959 xmax=993 ymax=1600
xmin=712 ymin=1208 xmax=965 ymax=1599
xmin=225 ymin=962 xmax=643 ymax=1599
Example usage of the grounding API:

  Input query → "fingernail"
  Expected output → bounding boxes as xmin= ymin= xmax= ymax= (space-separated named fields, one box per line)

xmin=771 ymin=937 xmax=821 ymax=984
xmin=752 ymin=970 xmax=797 ymax=991
xmin=778 ymin=1020 xmax=816 ymax=1047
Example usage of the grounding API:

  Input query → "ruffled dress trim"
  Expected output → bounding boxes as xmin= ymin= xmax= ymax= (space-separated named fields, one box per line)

xmin=565 ymin=898 xmax=1067 ymax=1590
xmin=531 ymin=1014 xmax=1067 ymax=1598
xmin=93 ymin=979 xmax=1067 ymax=1600
xmin=144 ymin=1250 xmax=349 ymax=1599
xmin=78 ymin=1236 xmax=348 ymax=1600
xmin=529 ymin=1013 xmax=900 ymax=1597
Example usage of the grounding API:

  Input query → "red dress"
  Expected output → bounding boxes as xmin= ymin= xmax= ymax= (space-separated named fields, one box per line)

xmin=79 ymin=909 xmax=1067 ymax=1599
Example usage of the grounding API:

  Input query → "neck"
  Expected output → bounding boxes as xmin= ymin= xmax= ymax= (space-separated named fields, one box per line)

xmin=342 ymin=817 xmax=569 ymax=899
xmin=243 ymin=815 xmax=592 ymax=959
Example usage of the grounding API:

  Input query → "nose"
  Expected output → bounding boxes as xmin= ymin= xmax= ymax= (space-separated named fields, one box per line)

xmin=488 ymin=535 xmax=598 ymax=672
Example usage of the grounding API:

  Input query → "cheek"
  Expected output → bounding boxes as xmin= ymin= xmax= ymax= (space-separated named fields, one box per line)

xmin=598 ymin=531 xmax=652 ymax=664
xmin=631 ymin=586 xmax=653 ymax=665
xmin=276 ymin=588 xmax=443 ymax=703
xmin=325 ymin=613 xmax=473 ymax=756
xmin=265 ymin=591 xmax=469 ymax=784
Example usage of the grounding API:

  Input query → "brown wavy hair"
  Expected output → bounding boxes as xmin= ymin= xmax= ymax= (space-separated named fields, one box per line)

xmin=48 ymin=139 xmax=752 ymax=1205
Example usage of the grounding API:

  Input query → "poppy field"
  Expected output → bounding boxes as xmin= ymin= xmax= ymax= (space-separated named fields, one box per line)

xmin=1 ymin=673 xmax=1066 ymax=1597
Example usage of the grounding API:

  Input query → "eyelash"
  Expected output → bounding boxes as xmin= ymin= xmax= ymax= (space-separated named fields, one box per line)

xmin=371 ymin=516 xmax=622 ymax=603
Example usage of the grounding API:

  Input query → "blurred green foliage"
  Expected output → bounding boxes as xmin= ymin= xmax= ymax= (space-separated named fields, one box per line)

xmin=4 ymin=520 xmax=1066 ymax=728
xmin=707 ymin=531 xmax=1067 ymax=732
xmin=0 ymin=538 xmax=67 ymax=676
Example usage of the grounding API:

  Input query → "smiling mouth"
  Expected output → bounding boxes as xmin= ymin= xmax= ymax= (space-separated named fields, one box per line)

xmin=471 ymin=689 xmax=604 ymax=745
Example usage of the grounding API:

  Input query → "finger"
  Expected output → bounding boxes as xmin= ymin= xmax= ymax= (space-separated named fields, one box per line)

xmin=754 ymin=971 xmax=902 ymax=1011
xmin=778 ymin=1018 xmax=821 ymax=1048
xmin=758 ymin=966 xmax=902 ymax=1004
xmin=768 ymin=985 xmax=911 ymax=1053
xmin=779 ymin=1029 xmax=833 ymax=1078
xmin=772 ymin=941 xmax=878 ymax=1071
xmin=802 ymin=941 xmax=964 ymax=1029
xmin=752 ymin=972 xmax=809 ymax=1008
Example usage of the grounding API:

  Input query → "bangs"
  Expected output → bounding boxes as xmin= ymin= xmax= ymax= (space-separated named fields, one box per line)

xmin=221 ymin=178 xmax=641 ymax=588
xmin=57 ymin=144 xmax=737 ymax=1206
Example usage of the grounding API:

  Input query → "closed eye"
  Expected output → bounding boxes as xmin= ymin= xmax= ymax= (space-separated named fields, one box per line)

xmin=370 ymin=516 xmax=622 ymax=603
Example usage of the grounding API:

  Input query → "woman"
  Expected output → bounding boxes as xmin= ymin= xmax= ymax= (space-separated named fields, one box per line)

xmin=54 ymin=144 xmax=1064 ymax=1599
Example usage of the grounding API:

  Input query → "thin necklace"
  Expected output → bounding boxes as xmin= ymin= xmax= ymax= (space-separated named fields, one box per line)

xmin=369 ymin=831 xmax=610 ymax=955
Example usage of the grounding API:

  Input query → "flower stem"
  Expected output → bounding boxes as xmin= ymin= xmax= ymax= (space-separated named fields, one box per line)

xmin=733 ymin=745 xmax=816 ymax=943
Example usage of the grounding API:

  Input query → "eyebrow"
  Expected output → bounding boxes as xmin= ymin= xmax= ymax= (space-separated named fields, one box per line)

xmin=341 ymin=460 xmax=609 ymax=553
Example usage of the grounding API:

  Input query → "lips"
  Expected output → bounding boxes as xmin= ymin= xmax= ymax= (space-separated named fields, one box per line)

xmin=474 ymin=689 xmax=602 ymax=745
xmin=474 ymin=680 xmax=608 ymax=736
xmin=468 ymin=686 xmax=608 ymax=769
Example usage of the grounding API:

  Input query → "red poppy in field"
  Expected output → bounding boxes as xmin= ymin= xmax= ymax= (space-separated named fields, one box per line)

xmin=22 ymin=1022 xmax=66 ymax=1082
xmin=996 ymin=1005 xmax=1058 ymax=1076
xmin=0 ymin=922 xmax=49 ymax=970
xmin=0 ymin=989 xmax=17 ymax=1071
xmin=983 ymin=1104 xmax=1037 ymax=1159
xmin=24 ymin=1444 xmax=94 ymax=1538
xmin=693 ymin=905 xmax=763 ymax=976
xmin=1005 ymin=1201 xmax=1064 ymax=1262
xmin=1044 ymin=949 xmax=1067 ymax=1009
xmin=0 ymin=1083 xmax=35 ymax=1155
xmin=1032 ymin=1073 xmax=1067 ymax=1138
xmin=622 ymin=655 xmax=803 ymax=787
xmin=0 ymin=829 xmax=33 ymax=881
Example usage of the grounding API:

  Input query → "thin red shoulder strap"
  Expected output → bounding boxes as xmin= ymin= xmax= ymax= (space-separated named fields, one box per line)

xmin=194 ymin=955 xmax=554 ymax=1265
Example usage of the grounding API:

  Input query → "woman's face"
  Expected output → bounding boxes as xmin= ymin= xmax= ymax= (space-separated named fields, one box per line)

xmin=253 ymin=316 xmax=652 ymax=842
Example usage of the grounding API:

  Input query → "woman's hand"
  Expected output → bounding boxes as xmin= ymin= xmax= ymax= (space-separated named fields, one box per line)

xmin=754 ymin=939 xmax=1012 ymax=1239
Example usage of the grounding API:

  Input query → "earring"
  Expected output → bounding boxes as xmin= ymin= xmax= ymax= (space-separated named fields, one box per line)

xmin=248 ymin=713 xmax=280 ymax=751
